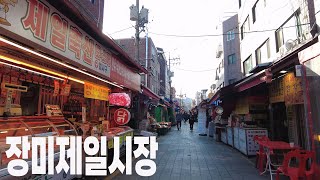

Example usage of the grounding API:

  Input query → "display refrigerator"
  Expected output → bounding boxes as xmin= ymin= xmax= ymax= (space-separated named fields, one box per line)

xmin=227 ymin=126 xmax=234 ymax=147
xmin=0 ymin=116 xmax=78 ymax=180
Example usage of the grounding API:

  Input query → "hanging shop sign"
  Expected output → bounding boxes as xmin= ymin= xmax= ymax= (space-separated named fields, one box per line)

xmin=283 ymin=72 xmax=303 ymax=105
xmin=114 ymin=108 xmax=131 ymax=125
xmin=0 ymin=0 xmax=140 ymax=91
xmin=235 ymin=96 xmax=249 ymax=114
xmin=109 ymin=93 xmax=131 ymax=107
xmin=60 ymin=83 xmax=71 ymax=96
xmin=269 ymin=77 xmax=285 ymax=103
xmin=84 ymin=82 xmax=109 ymax=101
xmin=53 ymin=80 xmax=59 ymax=96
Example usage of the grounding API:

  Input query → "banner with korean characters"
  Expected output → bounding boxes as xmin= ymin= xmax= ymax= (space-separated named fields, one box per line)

xmin=283 ymin=72 xmax=304 ymax=105
xmin=0 ymin=0 xmax=140 ymax=91
xmin=84 ymin=82 xmax=109 ymax=101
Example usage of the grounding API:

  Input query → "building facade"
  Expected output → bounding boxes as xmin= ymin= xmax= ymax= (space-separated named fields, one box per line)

xmin=214 ymin=14 xmax=242 ymax=91
xmin=223 ymin=14 xmax=242 ymax=85
xmin=157 ymin=48 xmax=171 ymax=99
xmin=238 ymin=0 xmax=313 ymax=76
xmin=60 ymin=0 xmax=105 ymax=30
xmin=116 ymin=37 xmax=161 ymax=95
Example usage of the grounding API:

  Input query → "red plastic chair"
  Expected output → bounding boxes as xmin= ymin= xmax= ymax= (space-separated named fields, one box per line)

xmin=276 ymin=149 xmax=307 ymax=180
xmin=302 ymin=151 xmax=317 ymax=180
xmin=253 ymin=135 xmax=270 ymax=173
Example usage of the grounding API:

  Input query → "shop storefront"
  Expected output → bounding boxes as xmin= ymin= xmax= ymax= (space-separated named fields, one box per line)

xmin=0 ymin=0 xmax=145 ymax=178
xmin=299 ymin=39 xmax=320 ymax=164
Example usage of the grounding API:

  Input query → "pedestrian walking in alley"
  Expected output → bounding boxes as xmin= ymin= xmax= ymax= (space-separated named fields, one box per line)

xmin=183 ymin=110 xmax=190 ymax=123
xmin=189 ymin=110 xmax=195 ymax=130
xmin=175 ymin=110 xmax=183 ymax=130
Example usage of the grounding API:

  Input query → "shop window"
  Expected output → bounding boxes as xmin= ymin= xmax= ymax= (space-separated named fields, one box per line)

xmin=275 ymin=10 xmax=302 ymax=52
xmin=252 ymin=0 xmax=266 ymax=23
xmin=227 ymin=29 xmax=235 ymax=41
xmin=215 ymin=68 xmax=219 ymax=80
xmin=241 ymin=16 xmax=250 ymax=40
xmin=228 ymin=54 xmax=236 ymax=64
xmin=255 ymin=39 xmax=270 ymax=64
xmin=243 ymin=55 xmax=253 ymax=75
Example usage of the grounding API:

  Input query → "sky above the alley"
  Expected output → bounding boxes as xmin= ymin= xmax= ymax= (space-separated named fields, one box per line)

xmin=103 ymin=0 xmax=237 ymax=98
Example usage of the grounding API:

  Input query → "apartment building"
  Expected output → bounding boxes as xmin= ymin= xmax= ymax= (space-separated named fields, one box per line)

xmin=238 ymin=0 xmax=313 ymax=75
xmin=215 ymin=14 xmax=242 ymax=91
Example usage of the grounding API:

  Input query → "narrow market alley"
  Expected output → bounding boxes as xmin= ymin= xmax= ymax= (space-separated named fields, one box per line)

xmin=111 ymin=123 xmax=269 ymax=180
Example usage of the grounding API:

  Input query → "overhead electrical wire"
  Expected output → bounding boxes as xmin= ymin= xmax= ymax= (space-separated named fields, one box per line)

xmin=173 ymin=67 xmax=216 ymax=72
xmin=110 ymin=26 xmax=134 ymax=35
xmin=148 ymin=23 xmax=310 ymax=38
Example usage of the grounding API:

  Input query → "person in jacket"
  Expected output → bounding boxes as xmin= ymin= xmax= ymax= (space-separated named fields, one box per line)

xmin=189 ymin=110 xmax=195 ymax=130
xmin=175 ymin=110 xmax=184 ymax=130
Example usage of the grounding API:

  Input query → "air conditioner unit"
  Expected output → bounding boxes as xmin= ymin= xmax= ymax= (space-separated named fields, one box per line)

xmin=285 ymin=39 xmax=297 ymax=52
xmin=279 ymin=45 xmax=287 ymax=57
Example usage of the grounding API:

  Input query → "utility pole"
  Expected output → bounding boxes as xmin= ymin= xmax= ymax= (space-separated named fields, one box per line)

xmin=168 ymin=53 xmax=180 ymax=101
xmin=135 ymin=0 xmax=140 ymax=64
xmin=130 ymin=1 xmax=149 ymax=85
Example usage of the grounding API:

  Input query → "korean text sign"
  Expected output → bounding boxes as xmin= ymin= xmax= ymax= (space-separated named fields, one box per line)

xmin=0 ymin=0 xmax=140 ymax=91
xmin=5 ymin=136 xmax=158 ymax=177
xmin=84 ymin=82 xmax=109 ymax=101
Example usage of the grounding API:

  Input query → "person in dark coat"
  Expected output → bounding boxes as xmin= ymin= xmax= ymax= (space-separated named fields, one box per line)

xmin=189 ymin=110 xmax=195 ymax=130
xmin=183 ymin=111 xmax=190 ymax=123
xmin=176 ymin=110 xmax=184 ymax=131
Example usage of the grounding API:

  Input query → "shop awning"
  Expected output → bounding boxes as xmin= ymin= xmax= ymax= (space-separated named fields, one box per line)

xmin=141 ymin=85 xmax=160 ymax=100
xmin=209 ymin=90 xmax=221 ymax=105
xmin=235 ymin=70 xmax=266 ymax=92
xmin=271 ymin=37 xmax=318 ymax=73
xmin=164 ymin=101 xmax=171 ymax=107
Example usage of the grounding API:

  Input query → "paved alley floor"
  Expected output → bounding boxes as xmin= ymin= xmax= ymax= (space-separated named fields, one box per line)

xmin=111 ymin=123 xmax=269 ymax=180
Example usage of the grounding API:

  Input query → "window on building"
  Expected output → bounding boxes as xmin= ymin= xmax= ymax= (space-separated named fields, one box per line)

xmin=89 ymin=0 xmax=95 ymax=4
xmin=227 ymin=29 xmax=235 ymax=41
xmin=215 ymin=69 xmax=219 ymax=80
xmin=218 ymin=62 xmax=221 ymax=73
xmin=239 ymin=0 xmax=241 ymax=8
xmin=228 ymin=54 xmax=236 ymax=64
xmin=275 ymin=10 xmax=302 ymax=52
xmin=252 ymin=0 xmax=266 ymax=23
xmin=243 ymin=55 xmax=253 ymax=75
xmin=241 ymin=16 xmax=250 ymax=40
xmin=255 ymin=39 xmax=270 ymax=64
xmin=229 ymin=78 xmax=237 ymax=84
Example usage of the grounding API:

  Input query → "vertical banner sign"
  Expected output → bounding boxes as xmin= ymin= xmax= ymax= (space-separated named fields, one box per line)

xmin=60 ymin=84 xmax=71 ymax=96
xmin=284 ymin=72 xmax=303 ymax=105
xmin=53 ymin=80 xmax=60 ymax=96
xmin=84 ymin=82 xmax=109 ymax=101
xmin=114 ymin=108 xmax=131 ymax=125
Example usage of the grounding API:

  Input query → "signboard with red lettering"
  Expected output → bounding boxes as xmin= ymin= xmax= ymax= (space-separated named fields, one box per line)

xmin=0 ymin=0 xmax=140 ymax=91
xmin=53 ymin=80 xmax=60 ymax=96
xmin=114 ymin=108 xmax=131 ymax=125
